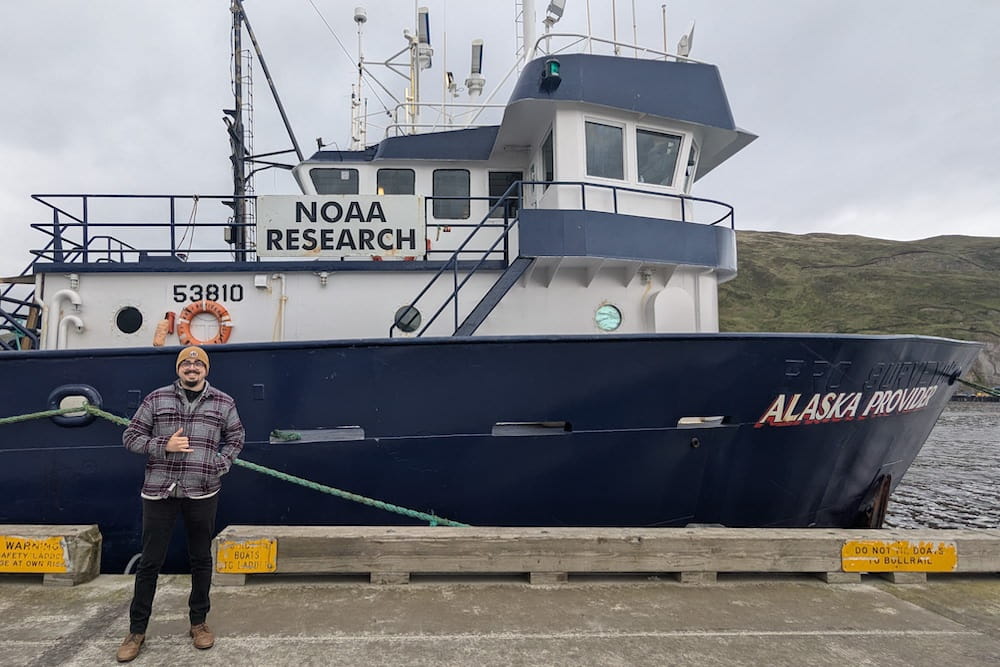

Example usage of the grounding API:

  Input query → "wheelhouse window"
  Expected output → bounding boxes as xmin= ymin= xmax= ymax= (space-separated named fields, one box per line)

xmin=310 ymin=168 xmax=359 ymax=195
xmin=432 ymin=169 xmax=470 ymax=219
xmin=541 ymin=131 xmax=554 ymax=186
xmin=488 ymin=171 xmax=523 ymax=218
xmin=585 ymin=121 xmax=624 ymax=180
xmin=377 ymin=168 xmax=415 ymax=195
xmin=684 ymin=141 xmax=700 ymax=192
xmin=637 ymin=129 xmax=682 ymax=187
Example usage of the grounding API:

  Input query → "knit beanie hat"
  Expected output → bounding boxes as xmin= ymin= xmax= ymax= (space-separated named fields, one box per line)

xmin=176 ymin=346 xmax=210 ymax=372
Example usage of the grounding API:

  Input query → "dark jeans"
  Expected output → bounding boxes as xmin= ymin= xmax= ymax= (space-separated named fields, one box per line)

xmin=129 ymin=495 xmax=219 ymax=634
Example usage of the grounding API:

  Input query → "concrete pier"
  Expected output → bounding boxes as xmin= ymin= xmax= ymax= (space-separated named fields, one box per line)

xmin=2 ymin=572 xmax=999 ymax=665
xmin=3 ymin=527 xmax=999 ymax=665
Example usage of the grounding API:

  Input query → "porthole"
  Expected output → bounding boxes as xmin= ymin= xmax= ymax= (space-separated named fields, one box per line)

xmin=116 ymin=306 xmax=143 ymax=334
xmin=595 ymin=304 xmax=622 ymax=332
xmin=394 ymin=305 xmax=422 ymax=333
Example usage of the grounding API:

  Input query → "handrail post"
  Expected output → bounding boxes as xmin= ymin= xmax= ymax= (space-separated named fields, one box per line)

xmin=503 ymin=211 xmax=511 ymax=266
xmin=681 ymin=197 xmax=686 ymax=222
xmin=452 ymin=259 xmax=459 ymax=332
xmin=51 ymin=208 xmax=64 ymax=263
xmin=81 ymin=196 xmax=89 ymax=262
xmin=169 ymin=197 xmax=177 ymax=254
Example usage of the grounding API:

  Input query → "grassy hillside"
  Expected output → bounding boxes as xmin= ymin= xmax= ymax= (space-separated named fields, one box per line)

xmin=718 ymin=231 xmax=1000 ymax=383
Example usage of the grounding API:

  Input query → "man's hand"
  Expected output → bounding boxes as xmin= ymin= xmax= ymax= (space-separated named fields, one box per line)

xmin=165 ymin=427 xmax=193 ymax=453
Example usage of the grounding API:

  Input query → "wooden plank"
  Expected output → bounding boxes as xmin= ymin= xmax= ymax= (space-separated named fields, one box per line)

xmin=21 ymin=306 xmax=40 ymax=350
xmin=211 ymin=527 xmax=1000 ymax=583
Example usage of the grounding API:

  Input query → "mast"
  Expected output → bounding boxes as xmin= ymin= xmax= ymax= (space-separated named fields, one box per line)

xmin=226 ymin=0 xmax=248 ymax=260
xmin=226 ymin=0 xmax=304 ymax=260
xmin=522 ymin=0 xmax=537 ymax=63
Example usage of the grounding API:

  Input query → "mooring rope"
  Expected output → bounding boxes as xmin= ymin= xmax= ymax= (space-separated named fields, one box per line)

xmin=0 ymin=404 xmax=469 ymax=527
xmin=954 ymin=377 xmax=1000 ymax=398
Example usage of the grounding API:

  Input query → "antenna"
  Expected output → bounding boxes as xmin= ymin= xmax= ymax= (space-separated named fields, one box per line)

xmin=465 ymin=39 xmax=485 ymax=96
xmin=351 ymin=6 xmax=367 ymax=149
xmin=416 ymin=6 xmax=433 ymax=69
xmin=677 ymin=20 xmax=695 ymax=58
xmin=544 ymin=0 xmax=566 ymax=30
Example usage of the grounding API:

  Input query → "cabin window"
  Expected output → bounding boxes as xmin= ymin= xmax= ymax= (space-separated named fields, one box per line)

xmin=541 ymin=131 xmax=554 ymax=187
xmin=432 ymin=169 xmax=470 ymax=219
xmin=636 ymin=129 xmax=682 ymax=187
xmin=310 ymin=168 xmax=359 ymax=195
xmin=488 ymin=171 xmax=522 ymax=218
xmin=585 ymin=121 xmax=624 ymax=180
xmin=684 ymin=141 xmax=700 ymax=192
xmin=377 ymin=168 xmax=415 ymax=195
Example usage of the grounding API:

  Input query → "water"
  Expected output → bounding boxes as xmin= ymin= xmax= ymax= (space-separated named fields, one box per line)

xmin=885 ymin=402 xmax=1000 ymax=529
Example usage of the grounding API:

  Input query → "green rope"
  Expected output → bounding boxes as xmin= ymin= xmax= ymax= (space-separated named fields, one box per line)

xmin=0 ymin=406 xmax=89 ymax=425
xmin=231 ymin=459 xmax=468 ymax=527
xmin=0 ymin=403 xmax=468 ymax=527
xmin=954 ymin=377 xmax=1000 ymax=398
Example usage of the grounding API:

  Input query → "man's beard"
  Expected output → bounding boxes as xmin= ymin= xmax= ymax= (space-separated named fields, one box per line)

xmin=182 ymin=376 xmax=202 ymax=388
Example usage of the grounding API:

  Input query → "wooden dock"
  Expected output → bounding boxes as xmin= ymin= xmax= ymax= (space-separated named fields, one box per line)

xmin=211 ymin=526 xmax=1000 ymax=586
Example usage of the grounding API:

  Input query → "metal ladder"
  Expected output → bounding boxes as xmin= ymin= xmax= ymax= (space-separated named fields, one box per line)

xmin=390 ymin=182 xmax=530 ymax=338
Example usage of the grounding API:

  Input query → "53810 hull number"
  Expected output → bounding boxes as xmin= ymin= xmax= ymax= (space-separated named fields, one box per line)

xmin=172 ymin=284 xmax=244 ymax=303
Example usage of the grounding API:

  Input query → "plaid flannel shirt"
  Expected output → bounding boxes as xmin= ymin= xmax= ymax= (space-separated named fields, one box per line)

xmin=123 ymin=380 xmax=245 ymax=499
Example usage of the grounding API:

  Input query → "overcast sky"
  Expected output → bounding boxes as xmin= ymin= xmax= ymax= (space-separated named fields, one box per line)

xmin=1 ymin=0 xmax=998 ymax=273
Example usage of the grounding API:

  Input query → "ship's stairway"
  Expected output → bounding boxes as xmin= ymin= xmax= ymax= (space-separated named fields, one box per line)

xmin=453 ymin=257 xmax=533 ymax=336
xmin=1 ymin=273 xmax=40 ymax=351
xmin=0 ymin=200 xmax=121 ymax=351
xmin=391 ymin=181 xmax=527 ymax=338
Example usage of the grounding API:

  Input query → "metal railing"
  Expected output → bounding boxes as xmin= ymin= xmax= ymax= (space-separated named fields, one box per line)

xmin=531 ymin=32 xmax=707 ymax=64
xmin=3 ymin=184 xmax=733 ymax=348
xmin=28 ymin=194 xmax=255 ymax=264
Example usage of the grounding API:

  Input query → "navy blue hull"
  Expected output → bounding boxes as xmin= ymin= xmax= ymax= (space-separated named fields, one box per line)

xmin=0 ymin=333 xmax=981 ymax=572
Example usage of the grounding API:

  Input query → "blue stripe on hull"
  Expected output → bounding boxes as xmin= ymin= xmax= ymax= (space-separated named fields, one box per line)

xmin=0 ymin=333 xmax=981 ymax=572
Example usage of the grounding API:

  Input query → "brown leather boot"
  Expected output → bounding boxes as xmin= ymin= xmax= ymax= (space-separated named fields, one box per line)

xmin=190 ymin=623 xmax=215 ymax=650
xmin=116 ymin=633 xmax=145 ymax=662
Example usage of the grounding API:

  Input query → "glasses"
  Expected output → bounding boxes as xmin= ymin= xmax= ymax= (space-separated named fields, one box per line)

xmin=179 ymin=360 xmax=206 ymax=369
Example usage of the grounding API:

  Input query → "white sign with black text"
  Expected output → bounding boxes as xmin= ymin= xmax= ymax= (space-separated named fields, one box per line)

xmin=256 ymin=195 xmax=425 ymax=259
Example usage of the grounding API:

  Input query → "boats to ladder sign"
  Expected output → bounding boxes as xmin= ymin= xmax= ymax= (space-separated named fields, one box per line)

xmin=255 ymin=195 xmax=425 ymax=259
xmin=215 ymin=538 xmax=278 ymax=574
xmin=0 ymin=535 xmax=69 ymax=573
xmin=841 ymin=540 xmax=958 ymax=572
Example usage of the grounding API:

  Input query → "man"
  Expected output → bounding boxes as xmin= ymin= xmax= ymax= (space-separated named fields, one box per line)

xmin=117 ymin=345 xmax=245 ymax=662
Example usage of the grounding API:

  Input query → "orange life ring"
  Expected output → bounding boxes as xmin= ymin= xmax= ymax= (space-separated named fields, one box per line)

xmin=177 ymin=300 xmax=233 ymax=345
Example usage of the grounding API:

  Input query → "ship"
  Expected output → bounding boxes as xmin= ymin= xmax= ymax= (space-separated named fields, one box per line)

xmin=0 ymin=1 xmax=981 ymax=573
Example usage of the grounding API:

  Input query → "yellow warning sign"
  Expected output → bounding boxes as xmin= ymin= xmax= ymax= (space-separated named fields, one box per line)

xmin=0 ymin=536 xmax=69 ymax=573
xmin=215 ymin=538 xmax=277 ymax=574
xmin=842 ymin=540 xmax=958 ymax=572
